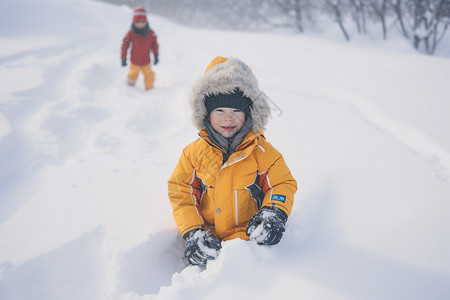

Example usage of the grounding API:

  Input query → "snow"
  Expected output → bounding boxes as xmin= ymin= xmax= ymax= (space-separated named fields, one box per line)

xmin=1 ymin=0 xmax=450 ymax=299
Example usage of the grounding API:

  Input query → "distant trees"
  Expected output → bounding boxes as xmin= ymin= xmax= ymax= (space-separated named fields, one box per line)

xmin=273 ymin=0 xmax=450 ymax=53
xmin=406 ymin=0 xmax=450 ymax=54
xmin=349 ymin=0 xmax=368 ymax=34
xmin=322 ymin=0 xmax=351 ymax=41
xmin=109 ymin=0 xmax=450 ymax=54
xmin=369 ymin=0 xmax=390 ymax=40
xmin=271 ymin=0 xmax=315 ymax=32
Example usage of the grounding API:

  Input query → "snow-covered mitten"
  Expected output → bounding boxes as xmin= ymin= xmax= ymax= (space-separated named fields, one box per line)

xmin=246 ymin=206 xmax=287 ymax=245
xmin=183 ymin=229 xmax=222 ymax=265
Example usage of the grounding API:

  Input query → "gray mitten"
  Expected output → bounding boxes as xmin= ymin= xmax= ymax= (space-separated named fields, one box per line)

xmin=184 ymin=229 xmax=221 ymax=265
xmin=246 ymin=206 xmax=287 ymax=245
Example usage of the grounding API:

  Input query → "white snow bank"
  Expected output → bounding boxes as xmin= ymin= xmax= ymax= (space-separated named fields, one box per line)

xmin=1 ymin=0 xmax=450 ymax=299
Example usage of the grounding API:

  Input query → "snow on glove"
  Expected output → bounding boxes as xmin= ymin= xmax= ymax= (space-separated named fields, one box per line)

xmin=121 ymin=58 xmax=127 ymax=67
xmin=183 ymin=228 xmax=222 ymax=265
xmin=246 ymin=206 xmax=287 ymax=245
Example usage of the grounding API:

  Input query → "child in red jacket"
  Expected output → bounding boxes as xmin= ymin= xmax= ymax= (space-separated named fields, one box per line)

xmin=121 ymin=8 xmax=159 ymax=90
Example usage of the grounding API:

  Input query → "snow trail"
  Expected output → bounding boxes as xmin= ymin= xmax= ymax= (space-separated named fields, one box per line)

xmin=312 ymin=84 xmax=450 ymax=182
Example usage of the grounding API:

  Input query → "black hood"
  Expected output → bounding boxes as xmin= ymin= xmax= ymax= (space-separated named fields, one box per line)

xmin=131 ymin=23 xmax=151 ymax=36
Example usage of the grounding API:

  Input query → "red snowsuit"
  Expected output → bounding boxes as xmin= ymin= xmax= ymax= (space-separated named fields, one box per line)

xmin=121 ymin=29 xmax=159 ymax=66
xmin=121 ymin=28 xmax=159 ymax=89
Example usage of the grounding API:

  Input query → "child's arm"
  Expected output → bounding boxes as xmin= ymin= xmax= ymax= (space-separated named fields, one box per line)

xmin=247 ymin=144 xmax=297 ymax=245
xmin=150 ymin=30 xmax=159 ymax=56
xmin=121 ymin=31 xmax=132 ymax=62
xmin=257 ymin=146 xmax=297 ymax=217
xmin=168 ymin=149 xmax=205 ymax=237
xmin=150 ymin=30 xmax=159 ymax=65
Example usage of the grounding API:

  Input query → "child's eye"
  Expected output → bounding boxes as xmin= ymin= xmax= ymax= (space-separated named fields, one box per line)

xmin=215 ymin=109 xmax=224 ymax=112
xmin=233 ymin=109 xmax=242 ymax=112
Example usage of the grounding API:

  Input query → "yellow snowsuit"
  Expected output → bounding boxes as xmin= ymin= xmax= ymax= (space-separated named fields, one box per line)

xmin=127 ymin=63 xmax=155 ymax=90
xmin=168 ymin=129 xmax=297 ymax=241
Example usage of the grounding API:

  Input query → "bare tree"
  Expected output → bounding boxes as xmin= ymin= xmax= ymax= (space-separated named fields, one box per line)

xmin=367 ymin=0 xmax=390 ymax=39
xmin=322 ymin=0 xmax=351 ymax=41
xmin=390 ymin=0 xmax=409 ymax=38
xmin=429 ymin=0 xmax=450 ymax=53
xmin=273 ymin=0 xmax=307 ymax=32
xmin=349 ymin=0 xmax=368 ymax=34
xmin=406 ymin=0 xmax=450 ymax=54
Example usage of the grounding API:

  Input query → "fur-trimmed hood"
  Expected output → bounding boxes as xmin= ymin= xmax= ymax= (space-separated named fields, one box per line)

xmin=190 ymin=57 xmax=271 ymax=132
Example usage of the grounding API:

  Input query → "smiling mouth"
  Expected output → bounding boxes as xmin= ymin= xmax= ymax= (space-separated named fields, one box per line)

xmin=222 ymin=126 xmax=235 ymax=131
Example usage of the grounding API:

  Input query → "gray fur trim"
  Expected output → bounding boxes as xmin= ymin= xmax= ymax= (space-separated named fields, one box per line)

xmin=190 ymin=57 xmax=271 ymax=131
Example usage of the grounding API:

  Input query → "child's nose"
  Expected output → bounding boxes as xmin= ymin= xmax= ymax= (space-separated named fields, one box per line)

xmin=223 ymin=113 xmax=233 ymax=121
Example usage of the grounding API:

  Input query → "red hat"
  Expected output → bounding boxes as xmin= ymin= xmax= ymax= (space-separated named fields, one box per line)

xmin=133 ymin=8 xmax=147 ymax=22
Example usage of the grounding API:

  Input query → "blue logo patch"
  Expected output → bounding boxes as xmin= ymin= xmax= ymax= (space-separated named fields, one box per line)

xmin=271 ymin=194 xmax=286 ymax=203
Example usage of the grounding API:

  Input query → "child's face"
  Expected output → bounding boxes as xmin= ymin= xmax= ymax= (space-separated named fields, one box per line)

xmin=209 ymin=107 xmax=246 ymax=138
xmin=134 ymin=21 xmax=147 ymax=29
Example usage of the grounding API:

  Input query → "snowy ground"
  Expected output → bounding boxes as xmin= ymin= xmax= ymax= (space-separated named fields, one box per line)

xmin=1 ymin=0 xmax=450 ymax=299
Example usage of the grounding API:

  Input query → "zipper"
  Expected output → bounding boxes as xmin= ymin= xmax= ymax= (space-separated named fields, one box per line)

xmin=217 ymin=147 xmax=252 ymax=175
xmin=234 ymin=189 xmax=238 ymax=226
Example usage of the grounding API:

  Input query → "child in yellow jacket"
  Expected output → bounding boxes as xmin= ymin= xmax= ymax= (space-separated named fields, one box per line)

xmin=168 ymin=56 xmax=297 ymax=265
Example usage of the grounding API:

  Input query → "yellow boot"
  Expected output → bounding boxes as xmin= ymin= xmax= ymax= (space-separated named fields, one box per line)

xmin=142 ymin=65 xmax=155 ymax=90
xmin=127 ymin=63 xmax=140 ymax=86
